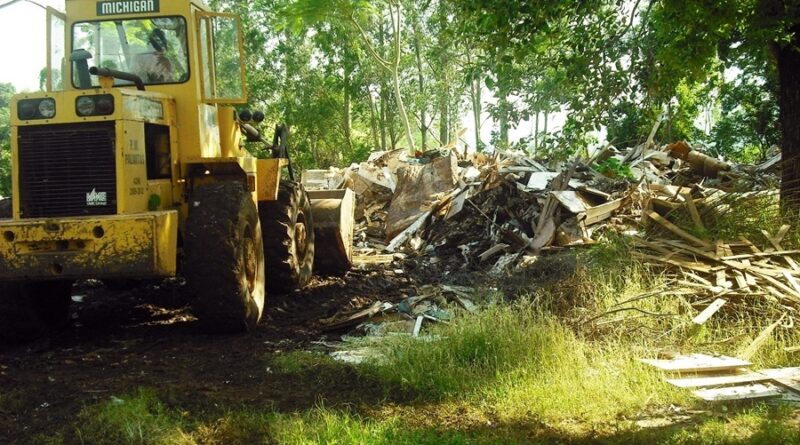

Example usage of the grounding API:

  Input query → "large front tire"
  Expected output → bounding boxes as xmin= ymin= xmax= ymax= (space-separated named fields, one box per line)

xmin=185 ymin=182 xmax=265 ymax=333
xmin=259 ymin=181 xmax=315 ymax=294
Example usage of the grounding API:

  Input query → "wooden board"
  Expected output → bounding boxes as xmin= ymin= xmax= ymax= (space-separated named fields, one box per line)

xmin=584 ymin=198 xmax=623 ymax=225
xmin=693 ymin=383 xmax=783 ymax=402
xmin=647 ymin=211 xmax=712 ymax=249
xmin=666 ymin=371 xmax=770 ymax=389
xmin=641 ymin=353 xmax=752 ymax=373
xmin=353 ymin=254 xmax=394 ymax=265
xmin=692 ymin=298 xmax=727 ymax=325
xmin=632 ymin=252 xmax=713 ymax=274
xmin=321 ymin=301 xmax=386 ymax=331
xmin=682 ymin=191 xmax=704 ymax=230
xmin=551 ymin=191 xmax=590 ymax=214
xmin=759 ymin=367 xmax=800 ymax=394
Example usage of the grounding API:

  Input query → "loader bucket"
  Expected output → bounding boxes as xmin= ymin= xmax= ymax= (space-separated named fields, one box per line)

xmin=308 ymin=189 xmax=356 ymax=275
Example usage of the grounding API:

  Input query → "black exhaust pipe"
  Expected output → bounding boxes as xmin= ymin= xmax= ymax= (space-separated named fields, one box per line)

xmin=89 ymin=66 xmax=145 ymax=91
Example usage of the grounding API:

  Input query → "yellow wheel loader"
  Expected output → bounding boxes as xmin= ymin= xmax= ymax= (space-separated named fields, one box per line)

xmin=0 ymin=0 xmax=355 ymax=339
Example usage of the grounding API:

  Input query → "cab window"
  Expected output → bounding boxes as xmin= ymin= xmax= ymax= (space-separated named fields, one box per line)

xmin=72 ymin=16 xmax=189 ymax=87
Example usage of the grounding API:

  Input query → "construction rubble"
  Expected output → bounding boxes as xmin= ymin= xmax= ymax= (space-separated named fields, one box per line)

xmin=303 ymin=139 xmax=783 ymax=278
xmin=304 ymin=138 xmax=794 ymax=345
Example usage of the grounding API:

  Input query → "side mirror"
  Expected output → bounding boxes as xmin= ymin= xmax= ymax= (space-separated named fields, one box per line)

xmin=70 ymin=49 xmax=93 ymax=89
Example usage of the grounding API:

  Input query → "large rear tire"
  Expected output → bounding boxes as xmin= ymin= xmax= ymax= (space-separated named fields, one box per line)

xmin=185 ymin=182 xmax=265 ymax=333
xmin=259 ymin=181 xmax=315 ymax=294
xmin=0 ymin=281 xmax=72 ymax=343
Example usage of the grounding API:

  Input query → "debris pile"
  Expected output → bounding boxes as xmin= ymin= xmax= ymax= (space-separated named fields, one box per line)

xmin=314 ymin=284 xmax=482 ymax=363
xmin=303 ymin=138 xmax=782 ymax=278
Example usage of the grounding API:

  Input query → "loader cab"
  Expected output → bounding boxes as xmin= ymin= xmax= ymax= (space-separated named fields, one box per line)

xmin=53 ymin=0 xmax=249 ymax=162
xmin=6 ymin=0 xmax=253 ymax=221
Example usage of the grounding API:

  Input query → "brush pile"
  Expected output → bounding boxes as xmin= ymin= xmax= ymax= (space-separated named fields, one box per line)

xmin=303 ymin=138 xmax=784 ymax=280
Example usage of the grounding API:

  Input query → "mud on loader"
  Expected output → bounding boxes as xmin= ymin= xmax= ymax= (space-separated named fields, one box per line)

xmin=0 ymin=0 xmax=355 ymax=340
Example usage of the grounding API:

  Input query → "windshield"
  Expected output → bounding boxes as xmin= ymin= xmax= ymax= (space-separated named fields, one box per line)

xmin=72 ymin=16 xmax=189 ymax=87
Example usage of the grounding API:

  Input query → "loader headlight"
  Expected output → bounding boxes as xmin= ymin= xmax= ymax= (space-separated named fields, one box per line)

xmin=18 ymin=98 xmax=56 ymax=120
xmin=76 ymin=94 xmax=114 ymax=117
xmin=76 ymin=96 xmax=95 ymax=116
xmin=18 ymin=100 xmax=36 ymax=120
xmin=38 ymin=98 xmax=56 ymax=118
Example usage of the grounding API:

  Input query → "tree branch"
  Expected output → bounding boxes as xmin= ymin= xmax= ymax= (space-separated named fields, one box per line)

xmin=349 ymin=14 xmax=392 ymax=70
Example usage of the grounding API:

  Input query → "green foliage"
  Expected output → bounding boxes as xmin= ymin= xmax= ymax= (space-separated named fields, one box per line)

xmin=595 ymin=158 xmax=635 ymax=180
xmin=0 ymin=82 xmax=13 ymax=197
xmin=710 ymin=71 xmax=780 ymax=162
xmin=204 ymin=0 xmax=786 ymax=166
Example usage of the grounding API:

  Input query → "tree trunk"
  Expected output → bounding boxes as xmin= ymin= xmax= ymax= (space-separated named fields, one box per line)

xmin=367 ymin=87 xmax=381 ymax=150
xmin=343 ymin=64 xmax=353 ymax=152
xmin=439 ymin=83 xmax=449 ymax=145
xmin=533 ymin=111 xmax=539 ymax=153
xmin=413 ymin=21 xmax=427 ymax=151
xmin=471 ymin=77 xmax=481 ymax=151
xmin=379 ymin=23 xmax=388 ymax=152
xmin=388 ymin=5 xmax=416 ymax=154
xmin=543 ymin=109 xmax=548 ymax=146
xmin=379 ymin=86 xmax=388 ymax=151
xmin=776 ymin=29 xmax=800 ymax=213
xmin=498 ymin=95 xmax=510 ymax=148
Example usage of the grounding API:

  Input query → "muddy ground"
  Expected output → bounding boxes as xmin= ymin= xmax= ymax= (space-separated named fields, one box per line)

xmin=0 ymin=258 xmax=457 ymax=443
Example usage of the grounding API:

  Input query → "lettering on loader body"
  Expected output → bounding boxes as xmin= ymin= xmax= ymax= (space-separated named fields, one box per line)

xmin=86 ymin=188 xmax=108 ymax=206
xmin=97 ymin=0 xmax=160 ymax=16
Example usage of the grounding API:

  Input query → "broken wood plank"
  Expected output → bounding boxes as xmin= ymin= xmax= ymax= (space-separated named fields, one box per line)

xmin=756 ymin=274 xmax=800 ymax=302
xmin=758 ymin=368 xmax=800 ymax=395
xmin=633 ymin=236 xmax=680 ymax=258
xmin=682 ymin=191 xmax=705 ymax=230
xmin=733 ymin=270 xmax=748 ymax=290
xmin=739 ymin=236 xmax=762 ymax=254
xmin=641 ymin=353 xmax=752 ymax=373
xmin=352 ymin=254 xmax=395 ymax=265
xmin=647 ymin=211 xmax=712 ymax=249
xmin=321 ymin=301 xmax=387 ymax=331
xmin=632 ymin=252 xmax=714 ymax=274
xmin=742 ymin=260 xmax=757 ymax=287
xmin=666 ymin=371 xmax=770 ymax=389
xmin=783 ymin=271 xmax=800 ymax=295
xmin=386 ymin=210 xmax=432 ymax=252
xmin=692 ymin=298 xmax=727 ymax=325
xmin=720 ymin=250 xmax=800 ymax=260
xmin=776 ymin=224 xmax=792 ymax=244
xmin=530 ymin=217 xmax=556 ymax=251
xmin=584 ymin=198 xmax=623 ymax=225
xmin=551 ymin=191 xmax=590 ymax=214
xmin=444 ymin=189 xmax=468 ymax=220
xmin=412 ymin=315 xmax=424 ymax=337
xmin=525 ymin=171 xmax=559 ymax=190
xmin=693 ymin=383 xmax=783 ymax=402
xmin=573 ymin=185 xmax=611 ymax=201
xmin=715 ymin=242 xmax=730 ymax=288
xmin=764 ymin=285 xmax=790 ymax=302
xmin=478 ymin=243 xmax=510 ymax=262
xmin=739 ymin=314 xmax=786 ymax=361
xmin=682 ymin=271 xmax=714 ymax=287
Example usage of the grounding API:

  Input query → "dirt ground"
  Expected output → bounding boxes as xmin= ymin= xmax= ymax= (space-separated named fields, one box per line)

xmin=0 ymin=261 xmax=429 ymax=443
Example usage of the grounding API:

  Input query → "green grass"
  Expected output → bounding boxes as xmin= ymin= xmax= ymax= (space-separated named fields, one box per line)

xmin=362 ymin=303 xmax=686 ymax=424
xmin=38 ymin=303 xmax=800 ymax=444
xmin=71 ymin=388 xmax=190 ymax=445
xmin=29 ymin=198 xmax=800 ymax=444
